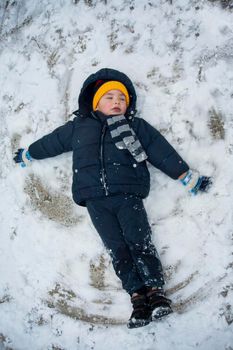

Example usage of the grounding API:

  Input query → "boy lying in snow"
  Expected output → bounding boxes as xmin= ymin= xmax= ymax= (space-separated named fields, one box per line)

xmin=14 ymin=68 xmax=212 ymax=329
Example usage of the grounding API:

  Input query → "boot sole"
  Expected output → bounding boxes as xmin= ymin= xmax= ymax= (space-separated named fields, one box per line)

xmin=127 ymin=318 xmax=151 ymax=329
xmin=151 ymin=306 xmax=173 ymax=321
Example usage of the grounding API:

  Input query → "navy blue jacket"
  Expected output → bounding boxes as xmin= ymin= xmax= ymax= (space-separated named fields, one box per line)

xmin=29 ymin=68 xmax=189 ymax=206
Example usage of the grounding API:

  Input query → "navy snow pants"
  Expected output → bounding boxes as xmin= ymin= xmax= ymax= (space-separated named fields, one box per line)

xmin=86 ymin=194 xmax=164 ymax=295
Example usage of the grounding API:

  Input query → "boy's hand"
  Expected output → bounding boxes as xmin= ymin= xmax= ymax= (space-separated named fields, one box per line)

xmin=196 ymin=176 xmax=212 ymax=193
xmin=13 ymin=148 xmax=32 ymax=168
xmin=190 ymin=175 xmax=212 ymax=195
xmin=180 ymin=170 xmax=212 ymax=195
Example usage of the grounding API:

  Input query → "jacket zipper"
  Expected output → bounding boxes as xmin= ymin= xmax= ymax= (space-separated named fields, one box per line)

xmin=100 ymin=123 xmax=109 ymax=196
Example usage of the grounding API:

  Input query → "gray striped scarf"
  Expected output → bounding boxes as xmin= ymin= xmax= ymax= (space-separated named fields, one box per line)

xmin=107 ymin=115 xmax=148 ymax=163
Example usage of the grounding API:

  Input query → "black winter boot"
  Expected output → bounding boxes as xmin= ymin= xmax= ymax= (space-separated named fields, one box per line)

xmin=147 ymin=288 xmax=173 ymax=321
xmin=127 ymin=294 xmax=152 ymax=329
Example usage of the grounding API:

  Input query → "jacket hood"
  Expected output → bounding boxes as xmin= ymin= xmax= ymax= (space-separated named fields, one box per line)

xmin=73 ymin=68 xmax=137 ymax=119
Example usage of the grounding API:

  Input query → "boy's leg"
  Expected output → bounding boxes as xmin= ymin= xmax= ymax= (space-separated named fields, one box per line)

xmin=86 ymin=197 xmax=145 ymax=295
xmin=116 ymin=195 xmax=165 ymax=289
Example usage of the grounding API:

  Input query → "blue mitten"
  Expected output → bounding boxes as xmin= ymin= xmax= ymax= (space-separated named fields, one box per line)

xmin=180 ymin=169 xmax=212 ymax=195
xmin=13 ymin=148 xmax=32 ymax=168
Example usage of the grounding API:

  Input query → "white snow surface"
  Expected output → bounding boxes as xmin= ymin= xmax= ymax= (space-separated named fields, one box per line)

xmin=0 ymin=1 xmax=233 ymax=349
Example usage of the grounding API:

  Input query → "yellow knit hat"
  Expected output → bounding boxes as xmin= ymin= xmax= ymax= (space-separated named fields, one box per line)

xmin=92 ymin=81 xmax=130 ymax=111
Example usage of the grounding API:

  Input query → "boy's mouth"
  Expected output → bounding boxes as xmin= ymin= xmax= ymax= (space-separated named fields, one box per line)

xmin=112 ymin=107 xmax=121 ymax=112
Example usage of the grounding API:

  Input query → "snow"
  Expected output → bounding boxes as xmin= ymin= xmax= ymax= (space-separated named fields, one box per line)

xmin=0 ymin=0 xmax=233 ymax=349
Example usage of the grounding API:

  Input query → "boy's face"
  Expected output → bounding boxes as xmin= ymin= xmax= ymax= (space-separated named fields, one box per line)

xmin=96 ymin=89 xmax=128 ymax=116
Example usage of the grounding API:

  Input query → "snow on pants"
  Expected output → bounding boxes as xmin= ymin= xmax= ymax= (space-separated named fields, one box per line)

xmin=86 ymin=194 xmax=164 ymax=295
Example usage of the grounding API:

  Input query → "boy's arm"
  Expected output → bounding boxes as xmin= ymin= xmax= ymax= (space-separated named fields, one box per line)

xmin=136 ymin=119 xmax=189 ymax=179
xmin=28 ymin=120 xmax=74 ymax=160
xmin=135 ymin=118 xmax=212 ymax=193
